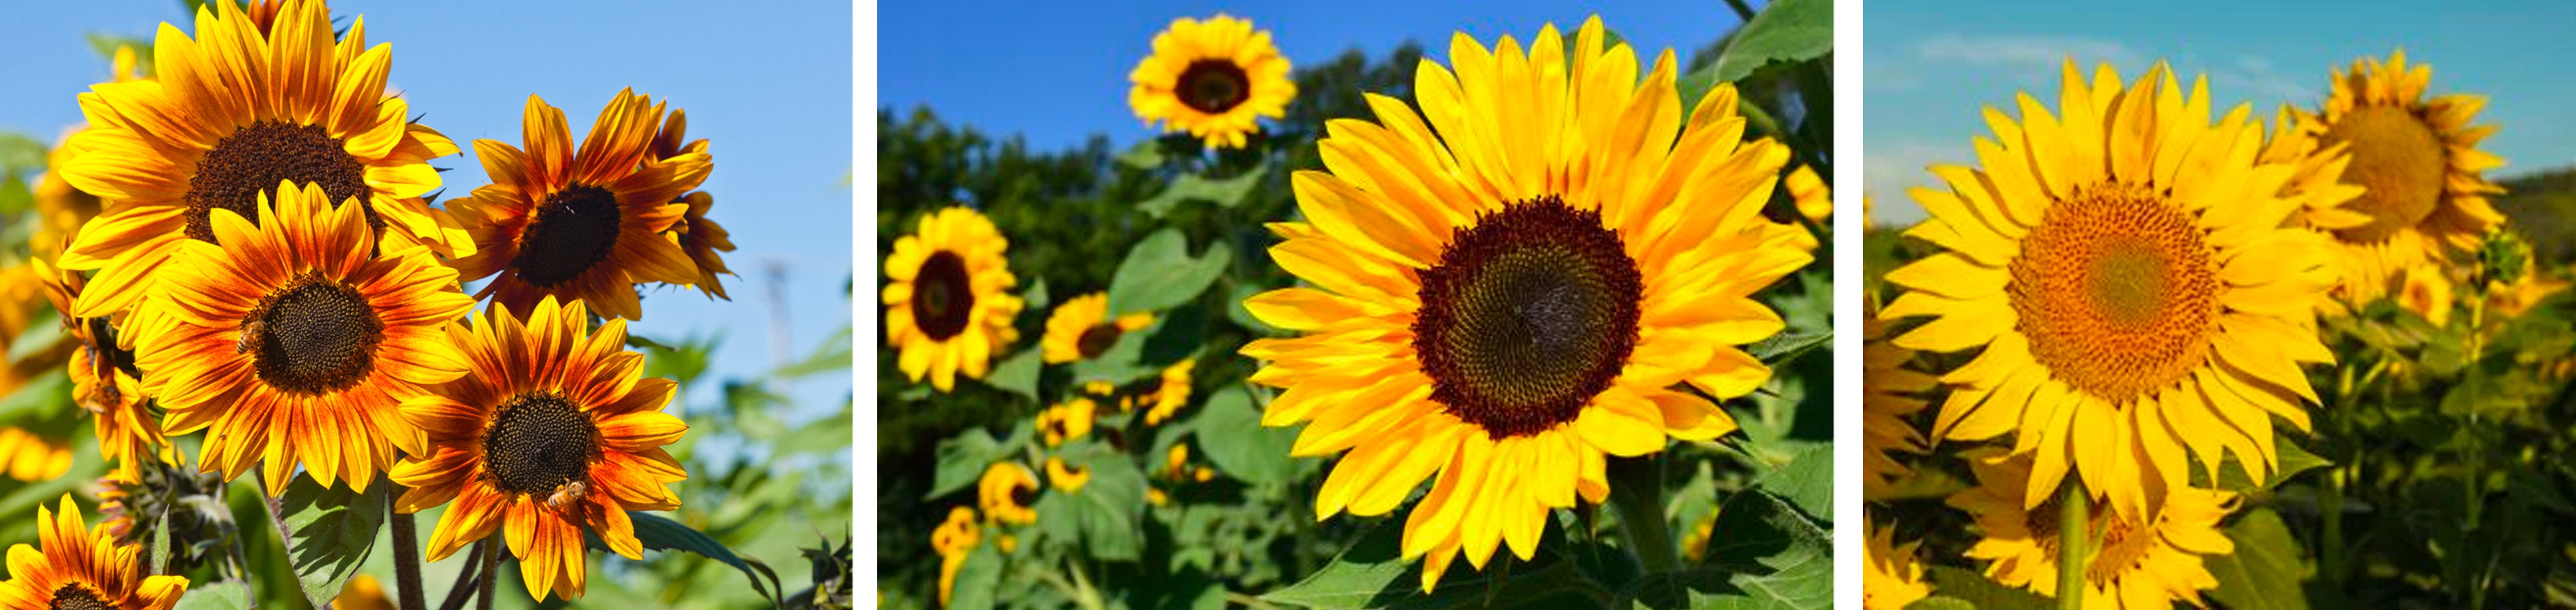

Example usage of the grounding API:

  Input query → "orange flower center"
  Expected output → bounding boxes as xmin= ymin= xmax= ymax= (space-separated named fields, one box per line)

xmin=186 ymin=121 xmax=378 ymax=244
xmin=2007 ymin=182 xmax=2218 ymax=403
xmin=512 ymin=184 xmax=623 ymax=288
xmin=1413 ymin=195 xmax=1641 ymax=439
xmin=482 ymin=392 xmax=599 ymax=496
xmin=2325 ymin=105 xmax=2449 ymax=243
xmin=1175 ymin=60 xmax=1252 ymax=114
xmin=247 ymin=276 xmax=384 ymax=395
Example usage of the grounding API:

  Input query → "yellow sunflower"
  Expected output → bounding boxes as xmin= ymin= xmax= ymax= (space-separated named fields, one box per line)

xmin=31 ymin=47 xmax=138 ymax=258
xmin=448 ymin=89 xmax=711 ymax=322
xmin=1949 ymin=455 xmax=2234 ymax=608
xmin=1127 ymin=14 xmax=1295 ymax=149
xmin=930 ymin=506 xmax=980 ymax=607
xmin=1041 ymin=293 xmax=1152 ymax=364
xmin=977 ymin=462 xmax=1039 ymax=525
xmin=1237 ymin=16 xmax=1805 ymax=590
xmin=2487 ymin=266 xmax=2566 ymax=319
xmin=1140 ymin=358 xmax=1195 ymax=426
xmin=2396 ymin=266 xmax=2454 ymax=327
xmin=1864 ymin=520 xmax=1931 ymax=610
xmin=1784 ymin=164 xmax=1832 ymax=252
xmin=391 ymin=297 xmax=689 ymax=602
xmin=883 ymin=206 xmax=1022 ymax=392
xmin=334 ymin=575 xmax=395 ymax=610
xmin=56 ymin=0 xmax=468 ymax=321
xmin=0 ymin=428 xmax=73 ymax=483
xmin=1036 ymin=398 xmax=1096 ymax=447
xmin=33 ymin=256 xmax=170 ymax=481
xmin=1045 ymin=457 xmax=1090 ymax=493
xmin=0 ymin=495 xmax=188 ymax=610
xmin=651 ymin=108 xmax=737 ymax=300
xmin=1883 ymin=62 xmax=2337 ymax=523
xmin=135 ymin=182 xmax=474 ymax=493
xmin=2306 ymin=49 xmax=2506 ymax=302
xmin=1863 ymin=301 xmax=1931 ymax=501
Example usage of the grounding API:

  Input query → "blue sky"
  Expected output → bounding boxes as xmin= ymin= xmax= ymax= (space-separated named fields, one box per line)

xmin=0 ymin=1 xmax=855 ymax=417
xmin=1864 ymin=0 xmax=2576 ymax=226
xmin=882 ymin=0 xmax=1758 ymax=151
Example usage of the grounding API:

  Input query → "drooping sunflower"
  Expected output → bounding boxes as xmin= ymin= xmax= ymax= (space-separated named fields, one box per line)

xmin=391 ymin=296 xmax=689 ymax=602
xmin=1127 ymin=14 xmax=1295 ymax=149
xmin=1883 ymin=62 xmax=2338 ymax=523
xmin=977 ymin=462 xmax=1039 ymax=525
xmin=0 ymin=495 xmax=188 ymax=610
xmin=135 ymin=182 xmax=474 ymax=493
xmin=883 ymin=206 xmax=1022 ymax=392
xmin=56 ymin=0 xmax=468 ymax=321
xmin=1862 ymin=301 xmax=1931 ymax=501
xmin=1238 ymin=16 xmax=1807 ymax=590
xmin=930 ymin=506 xmax=980 ymax=607
xmin=1045 ymin=457 xmax=1090 ymax=493
xmin=33 ymin=255 xmax=169 ymax=481
xmin=1041 ymin=293 xmax=1152 ymax=364
xmin=1948 ymin=455 xmax=2234 ymax=608
xmin=1863 ymin=520 xmax=1931 ymax=610
xmin=650 ymin=108 xmax=736 ymax=300
xmin=2306 ymin=49 xmax=2507 ymax=302
xmin=447 ymin=89 xmax=711 ymax=322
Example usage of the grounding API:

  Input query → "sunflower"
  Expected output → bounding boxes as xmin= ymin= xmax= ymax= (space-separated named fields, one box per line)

xmin=1140 ymin=358 xmax=1196 ymax=426
xmin=1237 ymin=16 xmax=1805 ymax=590
xmin=134 ymin=182 xmax=472 ymax=493
xmin=390 ymin=296 xmax=688 ymax=601
xmin=1882 ymin=62 xmax=2338 ymax=523
xmin=930 ymin=506 xmax=979 ymax=607
xmin=55 ymin=0 xmax=468 ymax=321
xmin=1949 ymin=455 xmax=2234 ymax=608
xmin=1784 ymin=164 xmax=1832 ymax=251
xmin=1036 ymin=398 xmax=1095 ymax=447
xmin=1863 ymin=301 xmax=1931 ymax=501
xmin=1864 ymin=521 xmax=1931 ymax=610
xmin=1127 ymin=14 xmax=1295 ymax=149
xmin=2396 ymin=266 xmax=2454 ymax=327
xmin=2487 ymin=267 xmax=2566 ymax=319
xmin=2306 ymin=50 xmax=2506 ymax=302
xmin=0 ymin=428 xmax=72 ymax=483
xmin=448 ymin=89 xmax=710 ymax=321
xmin=31 ymin=47 xmax=138 ymax=258
xmin=1041 ymin=293 xmax=1152 ymax=364
xmin=1045 ymin=457 xmax=1091 ymax=493
xmin=0 ymin=495 xmax=188 ymax=610
xmin=334 ymin=575 xmax=395 ymax=610
xmin=884 ymin=206 xmax=1022 ymax=392
xmin=33 ymin=255 xmax=169 ymax=481
xmin=977 ymin=462 xmax=1039 ymax=525
xmin=650 ymin=109 xmax=736 ymax=300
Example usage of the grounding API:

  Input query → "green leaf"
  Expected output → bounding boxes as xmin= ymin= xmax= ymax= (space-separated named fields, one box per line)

xmin=626 ymin=510 xmax=784 ymax=606
xmin=1260 ymin=514 xmax=1604 ymax=609
xmin=0 ymin=131 xmax=48 ymax=178
xmin=6 ymin=309 xmax=62 ymax=363
xmin=2202 ymin=434 xmax=2332 ymax=492
xmin=0 ymin=176 xmax=31 ymax=216
xmin=171 ymin=580 xmax=254 ymax=610
xmin=1106 ymin=228 xmax=1232 ymax=318
xmin=1022 ymin=277 xmax=1051 ymax=312
xmin=1138 ymin=165 xmax=1268 ymax=218
xmin=1747 ymin=330 xmax=1831 ymax=368
xmin=1905 ymin=597 xmax=1981 ymax=610
xmin=2205 ymin=508 xmax=2312 ymax=610
xmin=773 ymin=326 xmax=853 ymax=378
xmin=1920 ymin=565 xmax=2051 ymax=610
xmin=272 ymin=474 xmax=384 ymax=606
xmin=1650 ymin=490 xmax=1830 ymax=610
xmin=1116 ymin=140 xmax=1167 ymax=170
xmin=988 ymin=348 xmax=1045 ymax=402
xmin=929 ymin=427 xmax=1020 ymax=500
xmin=1756 ymin=445 xmax=1834 ymax=523
xmin=945 ymin=544 xmax=1003 ymax=610
xmin=151 ymin=506 xmax=172 ymax=576
xmin=1058 ymin=442 xmax=1149 ymax=561
xmin=1192 ymin=386 xmax=1297 ymax=487
xmin=1711 ymin=0 xmax=1832 ymax=85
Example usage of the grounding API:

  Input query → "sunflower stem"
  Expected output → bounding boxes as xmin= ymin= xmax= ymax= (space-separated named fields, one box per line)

xmin=437 ymin=541 xmax=486 ymax=610
xmin=1605 ymin=455 xmax=1681 ymax=575
xmin=389 ymin=490 xmax=428 ymax=610
xmin=476 ymin=535 xmax=501 ymax=610
xmin=2056 ymin=478 xmax=2087 ymax=610
xmin=1721 ymin=0 xmax=1758 ymax=22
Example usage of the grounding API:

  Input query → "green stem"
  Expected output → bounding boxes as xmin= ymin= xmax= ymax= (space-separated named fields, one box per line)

xmin=2057 ymin=479 xmax=2087 ymax=610
xmin=389 ymin=488 xmax=427 ymax=610
xmin=475 ymin=535 xmax=500 ymax=610
xmin=2322 ymin=467 xmax=2346 ymax=585
xmin=1721 ymin=0 xmax=1758 ymax=21
xmin=1605 ymin=456 xmax=1681 ymax=574
xmin=436 ymin=540 xmax=486 ymax=610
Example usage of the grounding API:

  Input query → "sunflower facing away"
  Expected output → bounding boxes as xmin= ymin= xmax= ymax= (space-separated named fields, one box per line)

xmin=650 ymin=108 xmax=737 ymax=300
xmin=0 ymin=495 xmax=188 ymax=610
xmin=135 ymin=181 xmax=474 ymax=493
xmin=1238 ymin=16 xmax=1808 ymax=590
xmin=447 ymin=89 xmax=711 ymax=321
xmin=33 ymin=255 xmax=169 ymax=481
xmin=391 ymin=297 xmax=689 ymax=601
xmin=931 ymin=506 xmax=980 ymax=607
xmin=1864 ymin=520 xmax=1931 ymax=610
xmin=2305 ymin=49 xmax=2506 ymax=302
xmin=884 ymin=206 xmax=1022 ymax=392
xmin=1127 ymin=14 xmax=1295 ymax=149
xmin=1863 ymin=301 xmax=1931 ymax=501
xmin=1949 ymin=455 xmax=2235 ymax=607
xmin=1883 ymin=62 xmax=2338 ymax=523
xmin=56 ymin=0 xmax=468 ymax=321
xmin=1041 ymin=293 xmax=1152 ymax=364
xmin=978 ymin=462 xmax=1039 ymax=525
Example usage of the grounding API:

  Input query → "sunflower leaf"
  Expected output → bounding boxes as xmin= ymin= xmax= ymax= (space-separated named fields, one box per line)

xmin=1755 ymin=445 xmax=1834 ymax=523
xmin=1106 ymin=228 xmax=1233 ymax=318
xmin=929 ymin=427 xmax=1020 ymax=500
xmin=987 ymin=348 xmax=1044 ymax=402
xmin=1260 ymin=512 xmax=1605 ymax=609
xmin=171 ymin=580 xmax=253 ymax=610
xmin=1193 ymin=386 xmax=1297 ymax=487
xmin=1058 ymin=441 xmax=1148 ymax=561
xmin=1710 ymin=0 xmax=1832 ymax=85
xmin=272 ymin=473 xmax=384 ymax=606
xmin=1643 ymin=490 xmax=1831 ymax=610
xmin=2205 ymin=508 xmax=2313 ymax=610
xmin=1138 ymin=165 xmax=1268 ymax=218
xmin=946 ymin=543 xmax=1004 ymax=610
xmin=626 ymin=510 xmax=786 ymax=607
xmin=1921 ymin=565 xmax=2051 ymax=610
xmin=1748 ymin=330 xmax=1832 ymax=368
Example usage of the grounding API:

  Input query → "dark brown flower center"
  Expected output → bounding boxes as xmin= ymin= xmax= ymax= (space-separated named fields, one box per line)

xmin=2007 ymin=182 xmax=2218 ymax=404
xmin=2324 ymin=105 xmax=2449 ymax=243
xmin=511 ymin=184 xmax=623 ymax=288
xmin=483 ymin=392 xmax=599 ymax=496
xmin=1076 ymin=324 xmax=1123 ymax=359
xmin=186 ymin=121 xmax=378 ymax=244
xmin=1413 ymin=195 xmax=1642 ymax=439
xmin=1175 ymin=59 xmax=1253 ymax=114
xmin=50 ymin=584 xmax=108 ymax=610
xmin=249 ymin=277 xmax=383 ymax=395
xmin=1008 ymin=477 xmax=1039 ymax=508
xmin=912 ymin=251 xmax=975 ymax=340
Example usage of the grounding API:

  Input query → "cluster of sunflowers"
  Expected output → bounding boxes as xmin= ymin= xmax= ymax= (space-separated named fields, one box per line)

xmin=0 ymin=0 xmax=748 ymax=606
xmin=1865 ymin=51 xmax=2566 ymax=608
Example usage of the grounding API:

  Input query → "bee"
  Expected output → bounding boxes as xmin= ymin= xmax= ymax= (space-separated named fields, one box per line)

xmin=544 ymin=480 xmax=589 ymax=510
xmin=235 ymin=320 xmax=266 ymax=354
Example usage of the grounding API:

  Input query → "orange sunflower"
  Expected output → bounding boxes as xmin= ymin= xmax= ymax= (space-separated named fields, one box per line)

xmin=650 ymin=108 xmax=736 ymax=300
xmin=0 ymin=495 xmax=188 ymax=610
xmin=32 ymin=254 xmax=169 ymax=481
xmin=448 ymin=89 xmax=711 ymax=321
xmin=392 ymin=296 xmax=688 ymax=602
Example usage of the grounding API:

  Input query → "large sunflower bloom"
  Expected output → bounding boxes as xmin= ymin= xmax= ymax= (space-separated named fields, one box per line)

xmin=1883 ymin=62 xmax=2338 ymax=523
xmin=1127 ymin=14 xmax=1295 ymax=149
xmin=32 ymin=47 xmax=139 ymax=258
xmin=0 ymin=495 xmax=188 ymax=610
xmin=1862 ymin=301 xmax=1931 ymax=501
xmin=33 ymin=256 xmax=169 ymax=481
xmin=2306 ymin=49 xmax=2506 ymax=302
xmin=1041 ymin=293 xmax=1152 ymax=364
xmin=883 ymin=207 xmax=1022 ymax=392
xmin=448 ymin=89 xmax=710 ymax=321
xmin=1863 ymin=520 xmax=1931 ymax=610
xmin=1238 ymin=16 xmax=1807 ymax=590
xmin=136 ymin=182 xmax=475 ymax=493
xmin=56 ymin=0 xmax=467 ymax=321
xmin=650 ymin=109 xmax=737 ymax=300
xmin=392 ymin=297 xmax=688 ymax=602
xmin=1949 ymin=455 xmax=2234 ymax=608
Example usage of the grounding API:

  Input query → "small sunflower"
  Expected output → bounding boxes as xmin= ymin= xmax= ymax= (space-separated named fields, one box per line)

xmin=1239 ymin=16 xmax=1806 ymax=590
xmin=1041 ymin=293 xmax=1152 ymax=364
xmin=1864 ymin=521 xmax=1931 ymax=610
xmin=977 ymin=462 xmax=1039 ymax=525
xmin=650 ymin=108 xmax=737 ymax=300
xmin=1784 ymin=164 xmax=1832 ymax=252
xmin=448 ymin=89 xmax=710 ymax=321
xmin=1127 ymin=14 xmax=1295 ymax=149
xmin=883 ymin=206 xmax=1022 ymax=392
xmin=2306 ymin=50 xmax=2507 ymax=302
xmin=1045 ymin=457 xmax=1090 ymax=493
xmin=33 ymin=256 xmax=169 ymax=481
xmin=1140 ymin=358 xmax=1195 ymax=426
xmin=1863 ymin=301 xmax=1931 ymax=501
xmin=1036 ymin=398 xmax=1096 ymax=447
xmin=0 ymin=495 xmax=188 ymax=610
xmin=930 ymin=506 xmax=980 ymax=607
xmin=1883 ymin=62 xmax=2337 ymax=523
xmin=390 ymin=297 xmax=689 ymax=602
xmin=0 ymin=428 xmax=73 ymax=483
xmin=1949 ymin=455 xmax=2234 ymax=608
xmin=2487 ymin=267 xmax=2566 ymax=319
xmin=2396 ymin=266 xmax=2454 ymax=327
xmin=334 ymin=575 xmax=395 ymax=610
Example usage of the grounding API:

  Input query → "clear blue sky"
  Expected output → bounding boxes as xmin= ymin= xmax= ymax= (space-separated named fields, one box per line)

xmin=881 ymin=0 xmax=1759 ymax=151
xmin=0 ymin=1 xmax=855 ymax=418
xmin=1864 ymin=0 xmax=2576 ymax=226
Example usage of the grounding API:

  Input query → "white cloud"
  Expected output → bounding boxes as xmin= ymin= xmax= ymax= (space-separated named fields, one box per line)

xmin=1860 ymin=140 xmax=1959 ymax=227
xmin=1915 ymin=33 xmax=2140 ymax=72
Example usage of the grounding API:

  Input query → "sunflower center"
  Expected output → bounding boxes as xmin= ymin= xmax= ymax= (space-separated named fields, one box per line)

xmin=1175 ymin=59 xmax=1253 ymax=114
xmin=2325 ymin=105 xmax=2449 ymax=243
xmin=482 ymin=392 xmax=599 ymax=496
xmin=512 ymin=184 xmax=622 ymax=288
xmin=2086 ymin=514 xmax=2156 ymax=583
xmin=2007 ymin=182 xmax=2218 ymax=404
xmin=1009 ymin=478 xmax=1039 ymax=508
xmin=912 ymin=251 xmax=975 ymax=341
xmin=1413 ymin=195 xmax=1642 ymax=439
xmin=1076 ymin=324 xmax=1123 ymax=359
xmin=248 ymin=277 xmax=384 ymax=395
xmin=49 ymin=584 xmax=108 ymax=610
xmin=186 ymin=121 xmax=377 ymax=243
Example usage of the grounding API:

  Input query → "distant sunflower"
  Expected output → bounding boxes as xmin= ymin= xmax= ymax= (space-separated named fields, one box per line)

xmin=2487 ymin=266 xmax=2567 ymax=319
xmin=1883 ymin=62 xmax=2337 ymax=523
xmin=1045 ymin=457 xmax=1090 ymax=493
xmin=1127 ymin=14 xmax=1295 ymax=148
xmin=2307 ymin=50 xmax=2507 ymax=302
xmin=884 ymin=207 xmax=1022 ymax=392
xmin=33 ymin=256 xmax=169 ymax=481
xmin=0 ymin=428 xmax=72 ymax=483
xmin=1864 ymin=521 xmax=1930 ymax=610
xmin=978 ymin=462 xmax=1039 ymax=525
xmin=1140 ymin=358 xmax=1195 ymax=426
xmin=55 ymin=0 xmax=468 ymax=321
xmin=1949 ymin=455 xmax=2234 ymax=608
xmin=1239 ymin=16 xmax=1805 ymax=590
xmin=1041 ymin=293 xmax=1152 ymax=364
xmin=1784 ymin=165 xmax=1832 ymax=252
xmin=449 ymin=89 xmax=711 ymax=321
xmin=136 ymin=182 xmax=475 ymax=493
xmin=930 ymin=506 xmax=979 ymax=607
xmin=392 ymin=297 xmax=688 ymax=602
xmin=1036 ymin=398 xmax=1096 ymax=447
xmin=0 ymin=495 xmax=188 ymax=610
xmin=2396 ymin=266 xmax=2454 ymax=327
xmin=1862 ymin=301 xmax=1931 ymax=501
xmin=651 ymin=108 xmax=737 ymax=300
